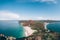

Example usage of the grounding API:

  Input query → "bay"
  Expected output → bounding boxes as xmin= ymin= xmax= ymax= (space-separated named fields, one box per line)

xmin=0 ymin=20 xmax=25 ymax=38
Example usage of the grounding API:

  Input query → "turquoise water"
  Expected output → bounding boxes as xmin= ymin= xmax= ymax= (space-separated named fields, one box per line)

xmin=0 ymin=20 xmax=25 ymax=38
xmin=47 ymin=22 xmax=60 ymax=33
xmin=1 ymin=20 xmax=60 ymax=38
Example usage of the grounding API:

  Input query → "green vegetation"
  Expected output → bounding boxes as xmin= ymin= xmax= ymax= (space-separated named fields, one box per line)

xmin=29 ymin=22 xmax=58 ymax=40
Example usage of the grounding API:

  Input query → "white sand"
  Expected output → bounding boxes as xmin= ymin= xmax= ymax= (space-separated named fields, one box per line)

xmin=23 ymin=26 xmax=36 ymax=37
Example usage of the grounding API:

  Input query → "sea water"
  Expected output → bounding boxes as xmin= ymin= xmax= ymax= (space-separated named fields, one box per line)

xmin=47 ymin=22 xmax=60 ymax=33
xmin=0 ymin=20 xmax=25 ymax=38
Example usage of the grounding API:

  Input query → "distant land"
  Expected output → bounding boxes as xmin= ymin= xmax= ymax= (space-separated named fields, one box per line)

xmin=19 ymin=20 xmax=60 ymax=23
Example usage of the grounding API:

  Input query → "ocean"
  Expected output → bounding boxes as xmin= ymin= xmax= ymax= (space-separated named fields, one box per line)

xmin=47 ymin=22 xmax=60 ymax=33
xmin=0 ymin=20 xmax=25 ymax=38
xmin=0 ymin=20 xmax=60 ymax=38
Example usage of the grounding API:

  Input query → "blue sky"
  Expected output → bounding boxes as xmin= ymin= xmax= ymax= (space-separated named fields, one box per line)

xmin=0 ymin=0 xmax=60 ymax=20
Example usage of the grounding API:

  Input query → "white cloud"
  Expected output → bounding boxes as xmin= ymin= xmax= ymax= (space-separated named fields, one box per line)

xmin=0 ymin=11 xmax=46 ymax=20
xmin=16 ymin=0 xmax=58 ymax=4
xmin=32 ymin=0 xmax=57 ymax=4
xmin=0 ymin=11 xmax=35 ymax=20
xmin=41 ymin=0 xmax=57 ymax=4
xmin=0 ymin=11 xmax=20 ymax=20
xmin=36 ymin=17 xmax=48 ymax=20
xmin=42 ymin=0 xmax=53 ymax=1
xmin=0 ymin=11 xmax=59 ymax=20
xmin=36 ymin=16 xmax=60 ymax=20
